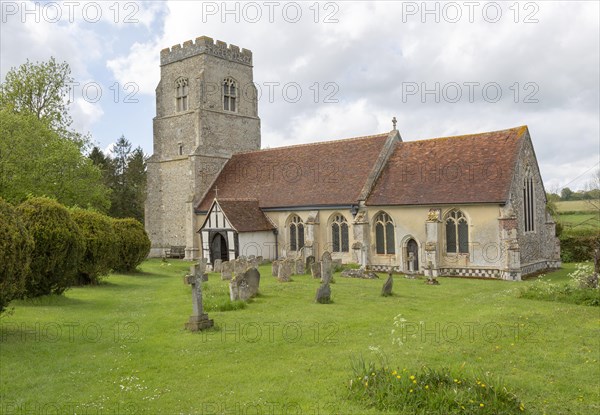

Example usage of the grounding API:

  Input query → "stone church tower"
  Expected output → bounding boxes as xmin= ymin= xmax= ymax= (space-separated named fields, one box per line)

xmin=145 ymin=36 xmax=261 ymax=258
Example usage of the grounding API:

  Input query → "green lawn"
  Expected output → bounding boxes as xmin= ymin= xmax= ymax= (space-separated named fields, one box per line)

xmin=1 ymin=260 xmax=598 ymax=414
xmin=558 ymin=212 xmax=600 ymax=232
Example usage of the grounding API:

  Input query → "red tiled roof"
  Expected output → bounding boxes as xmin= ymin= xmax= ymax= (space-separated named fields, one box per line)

xmin=197 ymin=133 xmax=390 ymax=211
xmin=365 ymin=126 xmax=527 ymax=206
xmin=216 ymin=199 xmax=275 ymax=232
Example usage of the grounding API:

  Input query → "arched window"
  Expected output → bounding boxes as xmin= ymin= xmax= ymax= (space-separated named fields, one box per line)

xmin=374 ymin=212 xmax=395 ymax=254
xmin=331 ymin=214 xmax=349 ymax=252
xmin=523 ymin=171 xmax=535 ymax=232
xmin=176 ymin=78 xmax=189 ymax=111
xmin=445 ymin=210 xmax=469 ymax=253
xmin=289 ymin=215 xmax=304 ymax=251
xmin=223 ymin=77 xmax=237 ymax=112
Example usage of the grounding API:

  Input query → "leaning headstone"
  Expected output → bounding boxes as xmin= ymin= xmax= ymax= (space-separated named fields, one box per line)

xmin=221 ymin=261 xmax=233 ymax=280
xmin=271 ymin=260 xmax=280 ymax=277
xmin=245 ymin=267 xmax=261 ymax=297
xmin=315 ymin=283 xmax=331 ymax=304
xmin=184 ymin=261 xmax=214 ymax=331
xmin=381 ymin=274 xmax=393 ymax=296
xmin=278 ymin=260 xmax=292 ymax=282
xmin=295 ymin=258 xmax=305 ymax=275
xmin=213 ymin=259 xmax=223 ymax=273
xmin=229 ymin=267 xmax=261 ymax=301
xmin=321 ymin=251 xmax=332 ymax=284
xmin=311 ymin=262 xmax=321 ymax=279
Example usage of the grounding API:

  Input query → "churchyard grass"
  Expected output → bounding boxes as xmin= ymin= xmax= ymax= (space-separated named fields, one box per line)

xmin=1 ymin=260 xmax=598 ymax=414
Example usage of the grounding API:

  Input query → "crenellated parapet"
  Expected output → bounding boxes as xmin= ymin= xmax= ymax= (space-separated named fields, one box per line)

xmin=160 ymin=36 xmax=253 ymax=66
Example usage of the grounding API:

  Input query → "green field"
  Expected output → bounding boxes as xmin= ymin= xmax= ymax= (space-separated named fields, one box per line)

xmin=555 ymin=200 xmax=600 ymax=213
xmin=1 ymin=260 xmax=598 ymax=414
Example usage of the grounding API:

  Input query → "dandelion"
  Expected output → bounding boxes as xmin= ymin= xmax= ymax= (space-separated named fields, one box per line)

xmin=409 ymin=389 xmax=413 ymax=393
xmin=480 ymin=403 xmax=484 ymax=407
xmin=391 ymin=370 xmax=397 ymax=375
xmin=396 ymin=375 xmax=401 ymax=379
xmin=481 ymin=383 xmax=486 ymax=388
xmin=410 ymin=375 xmax=415 ymax=380
xmin=425 ymin=385 xmax=429 ymax=390
xmin=412 ymin=380 xmax=417 ymax=384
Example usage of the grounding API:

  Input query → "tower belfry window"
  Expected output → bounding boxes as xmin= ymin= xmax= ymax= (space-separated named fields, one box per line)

xmin=223 ymin=77 xmax=237 ymax=112
xmin=176 ymin=78 xmax=189 ymax=111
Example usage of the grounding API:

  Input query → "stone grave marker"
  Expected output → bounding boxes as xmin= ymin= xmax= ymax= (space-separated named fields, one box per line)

xmin=381 ymin=273 xmax=393 ymax=296
xmin=183 ymin=261 xmax=214 ymax=331
xmin=305 ymin=255 xmax=315 ymax=273
xmin=295 ymin=258 xmax=305 ymax=275
xmin=271 ymin=260 xmax=280 ymax=277
xmin=278 ymin=260 xmax=292 ymax=282
xmin=321 ymin=251 xmax=332 ymax=284
xmin=213 ymin=259 xmax=223 ymax=273
xmin=315 ymin=283 xmax=331 ymax=304
xmin=221 ymin=261 xmax=233 ymax=280
xmin=311 ymin=261 xmax=321 ymax=279
xmin=229 ymin=267 xmax=261 ymax=301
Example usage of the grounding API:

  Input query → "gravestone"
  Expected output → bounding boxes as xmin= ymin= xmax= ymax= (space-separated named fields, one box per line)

xmin=214 ymin=259 xmax=223 ymax=273
xmin=315 ymin=283 xmax=331 ymax=304
xmin=311 ymin=261 xmax=321 ymax=279
xmin=230 ymin=267 xmax=261 ymax=301
xmin=381 ymin=273 xmax=393 ymax=296
xmin=321 ymin=251 xmax=332 ymax=284
xmin=332 ymin=259 xmax=342 ymax=271
xmin=278 ymin=260 xmax=292 ymax=282
xmin=221 ymin=261 xmax=233 ymax=280
xmin=295 ymin=258 xmax=305 ymax=275
xmin=271 ymin=260 xmax=280 ymax=277
xmin=190 ymin=263 xmax=209 ymax=282
xmin=184 ymin=261 xmax=214 ymax=331
xmin=305 ymin=256 xmax=315 ymax=273
xmin=257 ymin=256 xmax=265 ymax=265
xmin=234 ymin=258 xmax=248 ymax=276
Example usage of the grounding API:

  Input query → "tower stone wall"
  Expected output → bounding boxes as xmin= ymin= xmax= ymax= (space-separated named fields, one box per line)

xmin=146 ymin=36 xmax=261 ymax=258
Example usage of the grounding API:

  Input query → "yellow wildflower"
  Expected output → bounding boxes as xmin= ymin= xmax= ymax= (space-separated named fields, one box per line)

xmin=480 ymin=403 xmax=484 ymax=407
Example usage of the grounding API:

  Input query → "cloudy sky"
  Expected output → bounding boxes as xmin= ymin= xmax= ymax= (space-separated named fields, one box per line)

xmin=1 ymin=1 xmax=598 ymax=191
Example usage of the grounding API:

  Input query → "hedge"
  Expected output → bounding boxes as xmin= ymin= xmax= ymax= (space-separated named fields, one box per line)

xmin=71 ymin=208 xmax=118 ymax=285
xmin=112 ymin=218 xmax=151 ymax=272
xmin=17 ymin=197 xmax=84 ymax=296
xmin=0 ymin=198 xmax=34 ymax=313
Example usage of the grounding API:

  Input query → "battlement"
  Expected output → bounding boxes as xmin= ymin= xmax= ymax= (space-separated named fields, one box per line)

xmin=160 ymin=36 xmax=253 ymax=66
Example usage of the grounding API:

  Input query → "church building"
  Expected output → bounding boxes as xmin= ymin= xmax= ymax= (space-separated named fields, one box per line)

xmin=145 ymin=36 xmax=561 ymax=280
